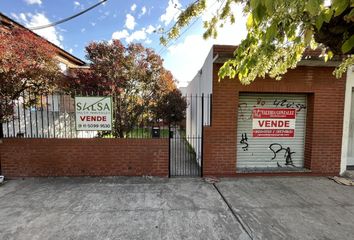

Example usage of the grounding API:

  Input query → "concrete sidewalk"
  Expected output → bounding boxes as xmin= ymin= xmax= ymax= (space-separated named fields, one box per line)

xmin=216 ymin=177 xmax=354 ymax=240
xmin=0 ymin=177 xmax=353 ymax=240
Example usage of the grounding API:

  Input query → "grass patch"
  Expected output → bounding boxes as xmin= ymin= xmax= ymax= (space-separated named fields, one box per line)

xmin=127 ymin=128 xmax=169 ymax=138
xmin=100 ymin=128 xmax=169 ymax=138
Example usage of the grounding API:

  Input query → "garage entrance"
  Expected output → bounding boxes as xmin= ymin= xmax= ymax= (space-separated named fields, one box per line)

xmin=237 ymin=93 xmax=307 ymax=172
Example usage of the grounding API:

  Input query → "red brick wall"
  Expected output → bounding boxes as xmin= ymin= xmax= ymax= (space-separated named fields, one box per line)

xmin=204 ymin=60 xmax=346 ymax=176
xmin=0 ymin=138 xmax=168 ymax=177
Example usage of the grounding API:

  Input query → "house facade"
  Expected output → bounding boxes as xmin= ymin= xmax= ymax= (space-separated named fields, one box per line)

xmin=0 ymin=12 xmax=85 ymax=70
xmin=0 ymin=13 xmax=88 ymax=138
xmin=185 ymin=45 xmax=348 ymax=176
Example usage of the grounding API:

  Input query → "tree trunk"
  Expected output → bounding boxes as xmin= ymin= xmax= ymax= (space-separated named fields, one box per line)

xmin=118 ymin=130 xmax=124 ymax=138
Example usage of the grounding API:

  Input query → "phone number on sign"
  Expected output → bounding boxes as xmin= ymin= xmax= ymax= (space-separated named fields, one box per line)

xmin=79 ymin=124 xmax=111 ymax=128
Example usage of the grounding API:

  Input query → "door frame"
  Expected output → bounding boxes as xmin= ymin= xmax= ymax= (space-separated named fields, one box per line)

xmin=341 ymin=66 xmax=354 ymax=174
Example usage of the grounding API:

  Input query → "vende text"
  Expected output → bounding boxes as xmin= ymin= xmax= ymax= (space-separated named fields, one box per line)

xmin=258 ymin=120 xmax=290 ymax=128
xmin=80 ymin=116 xmax=107 ymax=122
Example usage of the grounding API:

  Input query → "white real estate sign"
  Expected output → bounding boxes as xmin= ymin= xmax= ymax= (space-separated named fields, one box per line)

xmin=75 ymin=96 xmax=112 ymax=131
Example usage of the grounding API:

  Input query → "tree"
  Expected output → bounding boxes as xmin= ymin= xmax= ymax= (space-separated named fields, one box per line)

xmin=162 ymin=0 xmax=354 ymax=84
xmin=0 ymin=28 xmax=61 ymax=138
xmin=60 ymin=40 xmax=178 ymax=137
xmin=155 ymin=89 xmax=187 ymax=124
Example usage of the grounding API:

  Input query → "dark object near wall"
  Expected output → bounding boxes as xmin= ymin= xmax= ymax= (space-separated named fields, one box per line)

xmin=152 ymin=127 xmax=160 ymax=138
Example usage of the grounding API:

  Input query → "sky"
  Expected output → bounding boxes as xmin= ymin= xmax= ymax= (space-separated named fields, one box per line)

xmin=0 ymin=0 xmax=247 ymax=87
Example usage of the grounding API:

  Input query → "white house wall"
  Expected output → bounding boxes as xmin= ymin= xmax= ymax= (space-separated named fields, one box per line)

xmin=184 ymin=47 xmax=213 ymax=165
xmin=185 ymin=47 xmax=213 ymax=134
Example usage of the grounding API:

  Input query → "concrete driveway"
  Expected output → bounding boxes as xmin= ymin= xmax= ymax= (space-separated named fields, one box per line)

xmin=0 ymin=177 xmax=353 ymax=240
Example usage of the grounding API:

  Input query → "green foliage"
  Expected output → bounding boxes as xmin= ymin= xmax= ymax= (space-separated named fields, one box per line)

xmin=163 ymin=0 xmax=354 ymax=84
xmin=154 ymin=89 xmax=187 ymax=124
xmin=160 ymin=0 xmax=207 ymax=45
xmin=332 ymin=0 xmax=350 ymax=16
xmin=305 ymin=0 xmax=322 ymax=16
xmin=0 ymin=28 xmax=61 ymax=124
xmin=61 ymin=40 xmax=178 ymax=138
xmin=127 ymin=128 xmax=169 ymax=138
xmin=334 ymin=55 xmax=354 ymax=78
xmin=342 ymin=34 xmax=354 ymax=53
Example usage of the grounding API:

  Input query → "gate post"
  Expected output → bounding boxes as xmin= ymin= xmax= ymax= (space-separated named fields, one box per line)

xmin=201 ymin=94 xmax=204 ymax=177
xmin=168 ymin=123 xmax=171 ymax=178
xmin=0 ymin=124 xmax=3 ymax=139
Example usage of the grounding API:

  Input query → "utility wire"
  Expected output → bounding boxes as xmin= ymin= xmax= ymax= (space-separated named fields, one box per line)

xmin=157 ymin=0 xmax=199 ymax=35
xmin=158 ymin=16 xmax=200 ymax=56
xmin=29 ymin=0 xmax=108 ymax=30
xmin=157 ymin=0 xmax=223 ymax=56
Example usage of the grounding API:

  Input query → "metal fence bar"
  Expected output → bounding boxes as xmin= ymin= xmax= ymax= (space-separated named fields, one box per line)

xmin=168 ymin=124 xmax=171 ymax=178
xmin=12 ymin=99 xmax=15 ymax=137
xmin=194 ymin=94 xmax=197 ymax=172
xmin=40 ymin=95 xmax=44 ymax=138
xmin=201 ymin=94 xmax=204 ymax=177
xmin=181 ymin=129 xmax=184 ymax=176
xmin=29 ymin=91 xmax=33 ymax=138
xmin=58 ymin=94 xmax=62 ymax=138
xmin=34 ymin=93 xmax=38 ymax=138
xmin=188 ymin=134 xmax=191 ymax=175
xmin=64 ymin=95 xmax=67 ymax=138
xmin=69 ymin=95 xmax=73 ymax=138
xmin=75 ymin=91 xmax=78 ymax=138
xmin=22 ymin=92 xmax=27 ymax=137
xmin=46 ymin=94 xmax=50 ymax=138
xmin=5 ymin=98 xmax=9 ymax=137
xmin=17 ymin=99 xmax=21 ymax=136
xmin=51 ymin=94 xmax=56 ymax=138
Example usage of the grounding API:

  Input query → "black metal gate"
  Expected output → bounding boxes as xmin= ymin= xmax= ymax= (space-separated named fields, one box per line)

xmin=169 ymin=126 xmax=202 ymax=177
xmin=169 ymin=94 xmax=211 ymax=177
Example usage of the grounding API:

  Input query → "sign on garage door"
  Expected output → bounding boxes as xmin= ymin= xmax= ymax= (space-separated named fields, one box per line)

xmin=252 ymin=108 xmax=296 ymax=138
xmin=237 ymin=93 xmax=307 ymax=171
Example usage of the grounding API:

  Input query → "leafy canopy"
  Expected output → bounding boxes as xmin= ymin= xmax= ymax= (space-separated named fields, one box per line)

xmin=61 ymin=40 xmax=182 ymax=137
xmin=0 ymin=28 xmax=61 ymax=122
xmin=154 ymin=89 xmax=187 ymax=124
xmin=162 ymin=0 xmax=354 ymax=84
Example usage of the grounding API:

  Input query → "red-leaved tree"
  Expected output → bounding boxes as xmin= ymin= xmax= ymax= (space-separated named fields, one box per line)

xmin=60 ymin=40 xmax=179 ymax=137
xmin=0 ymin=28 xmax=62 ymax=138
